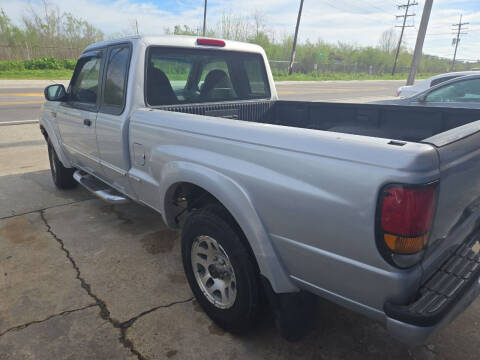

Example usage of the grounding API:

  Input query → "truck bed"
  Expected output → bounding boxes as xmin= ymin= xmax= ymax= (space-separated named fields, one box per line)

xmin=158 ymin=100 xmax=480 ymax=143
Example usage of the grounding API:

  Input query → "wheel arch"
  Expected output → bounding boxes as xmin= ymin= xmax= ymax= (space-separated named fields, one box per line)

xmin=39 ymin=117 xmax=72 ymax=168
xmin=159 ymin=161 xmax=298 ymax=293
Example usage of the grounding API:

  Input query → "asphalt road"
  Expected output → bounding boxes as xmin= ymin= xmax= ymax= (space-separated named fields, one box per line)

xmin=0 ymin=80 xmax=402 ymax=123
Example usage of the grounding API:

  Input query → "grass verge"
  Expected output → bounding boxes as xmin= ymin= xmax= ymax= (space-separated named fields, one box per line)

xmin=0 ymin=69 xmax=73 ymax=80
xmin=0 ymin=69 xmax=433 ymax=82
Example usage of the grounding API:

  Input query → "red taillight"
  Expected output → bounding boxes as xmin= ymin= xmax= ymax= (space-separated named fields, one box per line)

xmin=196 ymin=38 xmax=226 ymax=47
xmin=378 ymin=184 xmax=436 ymax=255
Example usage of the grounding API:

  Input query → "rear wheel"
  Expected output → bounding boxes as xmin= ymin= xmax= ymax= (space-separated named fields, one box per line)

xmin=181 ymin=204 xmax=260 ymax=333
xmin=47 ymin=141 xmax=77 ymax=189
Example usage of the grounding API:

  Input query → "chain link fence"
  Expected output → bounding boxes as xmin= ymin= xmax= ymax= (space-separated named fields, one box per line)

xmin=0 ymin=45 xmax=83 ymax=61
xmin=269 ymin=60 xmax=411 ymax=75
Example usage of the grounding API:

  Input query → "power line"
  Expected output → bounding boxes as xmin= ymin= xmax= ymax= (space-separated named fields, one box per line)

xmin=358 ymin=0 xmax=392 ymax=13
xmin=321 ymin=0 xmax=392 ymax=15
xmin=451 ymin=14 xmax=469 ymax=71
xmin=392 ymin=0 xmax=418 ymax=75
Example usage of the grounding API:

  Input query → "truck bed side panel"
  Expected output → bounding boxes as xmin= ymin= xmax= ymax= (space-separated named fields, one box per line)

xmin=422 ymin=125 xmax=480 ymax=280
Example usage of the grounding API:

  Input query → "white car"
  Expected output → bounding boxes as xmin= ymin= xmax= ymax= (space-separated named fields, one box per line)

xmin=396 ymin=71 xmax=479 ymax=98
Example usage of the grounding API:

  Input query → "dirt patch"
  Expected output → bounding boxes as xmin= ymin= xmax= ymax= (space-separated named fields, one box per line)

xmin=166 ymin=273 xmax=187 ymax=284
xmin=192 ymin=300 xmax=203 ymax=313
xmin=165 ymin=349 xmax=178 ymax=358
xmin=101 ymin=205 xmax=134 ymax=225
xmin=0 ymin=217 xmax=36 ymax=244
xmin=140 ymin=229 xmax=178 ymax=254
xmin=208 ymin=323 xmax=226 ymax=336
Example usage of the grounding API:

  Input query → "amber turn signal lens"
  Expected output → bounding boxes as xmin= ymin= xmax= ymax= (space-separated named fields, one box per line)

xmin=384 ymin=233 xmax=428 ymax=254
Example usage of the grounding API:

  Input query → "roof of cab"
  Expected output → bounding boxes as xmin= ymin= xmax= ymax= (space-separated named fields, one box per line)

xmin=83 ymin=35 xmax=265 ymax=54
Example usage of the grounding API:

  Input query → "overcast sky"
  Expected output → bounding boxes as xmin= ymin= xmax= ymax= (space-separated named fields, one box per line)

xmin=1 ymin=0 xmax=479 ymax=61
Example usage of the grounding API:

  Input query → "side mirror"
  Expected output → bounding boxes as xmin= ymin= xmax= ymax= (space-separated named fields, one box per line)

xmin=416 ymin=95 xmax=427 ymax=104
xmin=44 ymin=84 xmax=67 ymax=101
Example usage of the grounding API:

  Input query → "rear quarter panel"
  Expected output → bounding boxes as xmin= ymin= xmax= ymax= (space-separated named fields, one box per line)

xmin=129 ymin=108 xmax=441 ymax=317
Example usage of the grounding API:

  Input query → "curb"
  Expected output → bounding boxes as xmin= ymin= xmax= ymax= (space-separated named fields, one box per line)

xmin=0 ymin=120 xmax=38 ymax=126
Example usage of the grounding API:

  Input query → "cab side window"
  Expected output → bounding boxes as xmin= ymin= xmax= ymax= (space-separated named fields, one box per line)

xmin=70 ymin=55 xmax=102 ymax=105
xmin=103 ymin=46 xmax=131 ymax=111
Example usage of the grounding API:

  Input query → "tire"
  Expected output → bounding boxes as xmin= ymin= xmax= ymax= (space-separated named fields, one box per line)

xmin=181 ymin=204 xmax=260 ymax=333
xmin=47 ymin=141 xmax=77 ymax=189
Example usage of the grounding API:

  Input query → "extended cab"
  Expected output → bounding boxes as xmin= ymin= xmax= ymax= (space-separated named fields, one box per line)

xmin=40 ymin=35 xmax=480 ymax=344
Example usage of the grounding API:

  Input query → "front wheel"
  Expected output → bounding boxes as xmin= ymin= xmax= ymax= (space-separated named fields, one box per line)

xmin=181 ymin=204 xmax=260 ymax=333
xmin=47 ymin=141 xmax=77 ymax=189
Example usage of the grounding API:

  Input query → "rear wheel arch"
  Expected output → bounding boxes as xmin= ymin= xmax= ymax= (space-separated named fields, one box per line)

xmin=159 ymin=165 xmax=298 ymax=293
xmin=164 ymin=181 xmax=257 ymax=266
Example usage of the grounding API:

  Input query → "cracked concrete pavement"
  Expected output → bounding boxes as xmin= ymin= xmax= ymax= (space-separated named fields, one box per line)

xmin=1 ymin=123 xmax=480 ymax=359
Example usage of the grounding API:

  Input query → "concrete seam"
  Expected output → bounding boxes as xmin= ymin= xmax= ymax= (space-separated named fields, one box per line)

xmin=0 ymin=199 xmax=91 ymax=221
xmin=0 ymin=304 xmax=97 ymax=337
xmin=39 ymin=209 xmax=193 ymax=360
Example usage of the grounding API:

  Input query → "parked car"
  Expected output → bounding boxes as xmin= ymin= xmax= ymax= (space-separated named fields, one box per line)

xmin=39 ymin=35 xmax=480 ymax=345
xmin=376 ymin=74 xmax=480 ymax=109
xmin=396 ymin=71 xmax=479 ymax=98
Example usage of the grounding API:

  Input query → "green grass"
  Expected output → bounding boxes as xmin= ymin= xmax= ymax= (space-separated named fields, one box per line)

xmin=0 ymin=69 xmax=73 ymax=79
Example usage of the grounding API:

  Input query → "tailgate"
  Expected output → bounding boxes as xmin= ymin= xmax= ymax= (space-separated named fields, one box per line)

xmin=422 ymin=120 xmax=480 ymax=278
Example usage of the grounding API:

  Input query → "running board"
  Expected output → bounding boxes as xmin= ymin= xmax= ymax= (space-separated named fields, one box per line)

xmin=73 ymin=170 xmax=129 ymax=204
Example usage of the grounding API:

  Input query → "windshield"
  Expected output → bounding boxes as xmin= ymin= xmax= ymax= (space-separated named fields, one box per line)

xmin=146 ymin=47 xmax=271 ymax=106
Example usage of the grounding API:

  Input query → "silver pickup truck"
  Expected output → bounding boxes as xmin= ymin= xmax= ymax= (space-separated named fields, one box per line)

xmin=40 ymin=35 xmax=480 ymax=344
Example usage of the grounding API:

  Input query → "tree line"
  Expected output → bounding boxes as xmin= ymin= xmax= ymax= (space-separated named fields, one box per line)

xmin=1 ymin=4 xmax=478 ymax=75
xmin=0 ymin=1 xmax=103 ymax=60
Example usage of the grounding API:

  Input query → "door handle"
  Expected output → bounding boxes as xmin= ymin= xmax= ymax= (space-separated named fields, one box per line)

xmin=83 ymin=119 xmax=92 ymax=127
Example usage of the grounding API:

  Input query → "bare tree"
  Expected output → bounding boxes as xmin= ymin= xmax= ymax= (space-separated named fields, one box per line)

xmin=378 ymin=28 xmax=398 ymax=53
xmin=218 ymin=12 xmax=251 ymax=41
xmin=252 ymin=10 xmax=266 ymax=37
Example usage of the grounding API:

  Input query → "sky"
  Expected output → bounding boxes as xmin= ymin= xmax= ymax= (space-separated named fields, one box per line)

xmin=1 ymin=0 xmax=479 ymax=61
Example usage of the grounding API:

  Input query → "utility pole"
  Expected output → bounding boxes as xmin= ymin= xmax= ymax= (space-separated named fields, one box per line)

xmin=407 ymin=0 xmax=433 ymax=85
xmin=451 ymin=15 xmax=468 ymax=71
xmin=135 ymin=19 xmax=139 ymax=35
xmin=288 ymin=0 xmax=304 ymax=75
xmin=392 ymin=0 xmax=417 ymax=75
xmin=202 ymin=0 xmax=207 ymax=36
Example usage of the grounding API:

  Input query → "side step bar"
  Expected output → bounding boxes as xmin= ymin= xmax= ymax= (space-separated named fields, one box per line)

xmin=73 ymin=170 xmax=129 ymax=204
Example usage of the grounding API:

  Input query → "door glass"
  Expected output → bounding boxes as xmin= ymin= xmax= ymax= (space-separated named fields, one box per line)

xmin=425 ymin=78 xmax=480 ymax=103
xmin=70 ymin=56 xmax=101 ymax=104
xmin=104 ymin=47 xmax=130 ymax=107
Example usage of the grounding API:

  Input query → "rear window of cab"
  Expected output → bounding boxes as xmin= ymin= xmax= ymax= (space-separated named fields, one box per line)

xmin=145 ymin=47 xmax=271 ymax=106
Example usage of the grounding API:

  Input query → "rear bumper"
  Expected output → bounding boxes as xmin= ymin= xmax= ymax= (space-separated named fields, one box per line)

xmin=384 ymin=234 xmax=480 ymax=344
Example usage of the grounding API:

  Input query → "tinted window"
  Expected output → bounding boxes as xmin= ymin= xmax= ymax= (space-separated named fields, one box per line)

xmin=104 ymin=47 xmax=130 ymax=107
xmin=430 ymin=76 xmax=458 ymax=87
xmin=244 ymin=58 xmax=269 ymax=96
xmin=70 ymin=56 xmax=101 ymax=104
xmin=146 ymin=47 xmax=270 ymax=106
xmin=426 ymin=78 xmax=480 ymax=103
